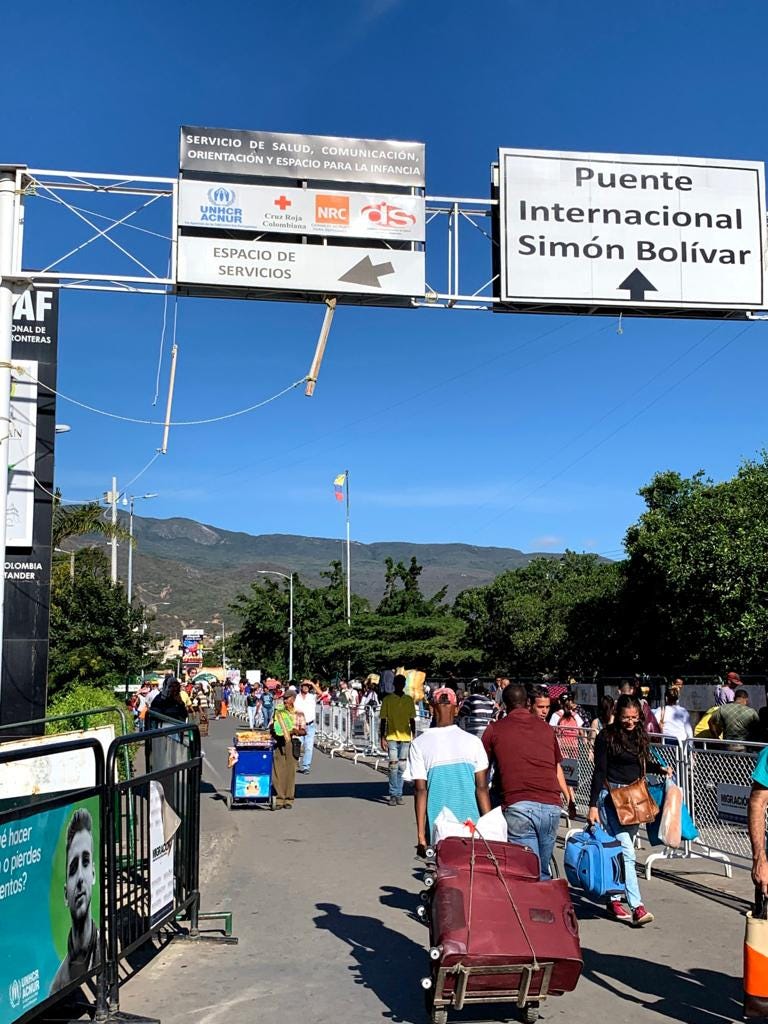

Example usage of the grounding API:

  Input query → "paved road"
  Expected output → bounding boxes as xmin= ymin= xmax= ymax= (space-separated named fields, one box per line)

xmin=121 ymin=719 xmax=750 ymax=1024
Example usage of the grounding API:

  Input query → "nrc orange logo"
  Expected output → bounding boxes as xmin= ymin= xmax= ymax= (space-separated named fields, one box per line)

xmin=315 ymin=195 xmax=349 ymax=224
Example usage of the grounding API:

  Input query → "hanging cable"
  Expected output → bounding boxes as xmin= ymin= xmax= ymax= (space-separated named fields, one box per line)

xmin=12 ymin=367 xmax=307 ymax=426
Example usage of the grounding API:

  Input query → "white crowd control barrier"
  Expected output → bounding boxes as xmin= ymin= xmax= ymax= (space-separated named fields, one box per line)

xmin=315 ymin=702 xmax=431 ymax=765
xmin=228 ymin=691 xmax=247 ymax=721
xmin=553 ymin=726 xmax=767 ymax=878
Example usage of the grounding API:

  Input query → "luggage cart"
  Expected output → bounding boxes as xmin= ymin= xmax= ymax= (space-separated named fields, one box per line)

xmin=226 ymin=730 xmax=275 ymax=810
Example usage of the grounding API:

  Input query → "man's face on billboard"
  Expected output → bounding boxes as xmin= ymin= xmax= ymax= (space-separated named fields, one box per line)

xmin=65 ymin=829 xmax=94 ymax=924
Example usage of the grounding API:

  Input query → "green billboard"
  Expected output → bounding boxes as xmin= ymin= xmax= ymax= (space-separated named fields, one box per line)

xmin=0 ymin=795 xmax=101 ymax=1023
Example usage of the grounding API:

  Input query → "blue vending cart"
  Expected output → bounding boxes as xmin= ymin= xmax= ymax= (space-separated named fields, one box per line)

xmin=227 ymin=731 xmax=275 ymax=810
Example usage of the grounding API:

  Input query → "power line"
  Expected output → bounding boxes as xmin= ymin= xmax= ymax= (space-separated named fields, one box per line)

xmin=473 ymin=323 xmax=752 ymax=536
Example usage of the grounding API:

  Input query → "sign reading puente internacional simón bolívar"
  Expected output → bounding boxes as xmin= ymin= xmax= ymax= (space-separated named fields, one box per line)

xmin=495 ymin=148 xmax=766 ymax=318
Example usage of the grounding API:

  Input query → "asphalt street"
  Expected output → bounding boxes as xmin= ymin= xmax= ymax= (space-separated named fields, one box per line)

xmin=121 ymin=718 xmax=751 ymax=1024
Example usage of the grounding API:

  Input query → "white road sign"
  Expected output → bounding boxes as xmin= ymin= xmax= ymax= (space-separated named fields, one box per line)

xmin=177 ymin=236 xmax=425 ymax=299
xmin=178 ymin=181 xmax=425 ymax=242
xmin=498 ymin=148 xmax=766 ymax=312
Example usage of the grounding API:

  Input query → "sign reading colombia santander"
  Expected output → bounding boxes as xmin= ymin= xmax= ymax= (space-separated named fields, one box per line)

xmin=180 ymin=126 xmax=425 ymax=188
xmin=498 ymin=148 xmax=766 ymax=313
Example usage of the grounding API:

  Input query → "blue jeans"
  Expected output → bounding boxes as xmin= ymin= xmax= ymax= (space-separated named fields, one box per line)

xmin=598 ymin=788 xmax=642 ymax=909
xmin=387 ymin=740 xmax=410 ymax=797
xmin=301 ymin=721 xmax=316 ymax=770
xmin=504 ymin=801 xmax=561 ymax=880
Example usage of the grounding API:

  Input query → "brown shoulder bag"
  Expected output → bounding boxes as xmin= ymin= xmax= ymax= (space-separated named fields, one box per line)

xmin=609 ymin=758 xmax=660 ymax=826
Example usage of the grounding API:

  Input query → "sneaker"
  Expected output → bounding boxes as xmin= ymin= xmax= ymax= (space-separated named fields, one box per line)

xmin=396 ymin=797 xmax=405 ymax=805
xmin=388 ymin=797 xmax=397 ymax=806
xmin=632 ymin=905 xmax=654 ymax=927
xmin=607 ymin=900 xmax=631 ymax=922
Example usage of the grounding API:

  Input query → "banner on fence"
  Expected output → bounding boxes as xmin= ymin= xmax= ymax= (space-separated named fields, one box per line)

xmin=149 ymin=782 xmax=180 ymax=928
xmin=0 ymin=794 xmax=101 ymax=1024
xmin=0 ymin=727 xmax=115 ymax=801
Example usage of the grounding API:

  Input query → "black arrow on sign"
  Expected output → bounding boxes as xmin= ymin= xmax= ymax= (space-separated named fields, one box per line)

xmin=618 ymin=268 xmax=657 ymax=301
xmin=339 ymin=256 xmax=395 ymax=288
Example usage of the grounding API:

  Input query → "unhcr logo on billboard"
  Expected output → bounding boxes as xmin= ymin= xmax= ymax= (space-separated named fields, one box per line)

xmin=199 ymin=186 xmax=243 ymax=225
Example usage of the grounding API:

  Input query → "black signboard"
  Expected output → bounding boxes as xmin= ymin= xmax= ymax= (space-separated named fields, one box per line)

xmin=1 ymin=287 xmax=58 ymax=729
xmin=180 ymin=126 xmax=425 ymax=188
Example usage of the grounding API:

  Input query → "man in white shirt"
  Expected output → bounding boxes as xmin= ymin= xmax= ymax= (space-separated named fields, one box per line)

xmin=295 ymin=680 xmax=318 ymax=774
xmin=653 ymin=686 xmax=693 ymax=742
xmin=404 ymin=688 xmax=491 ymax=855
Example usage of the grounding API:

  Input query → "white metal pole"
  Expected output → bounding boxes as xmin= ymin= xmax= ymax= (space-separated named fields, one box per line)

xmin=345 ymin=469 xmax=351 ymax=679
xmin=110 ymin=475 xmax=118 ymax=584
xmin=288 ymin=574 xmax=294 ymax=681
xmin=127 ymin=496 xmax=134 ymax=604
xmin=221 ymin=621 xmax=225 ymax=670
xmin=160 ymin=343 xmax=178 ymax=455
xmin=0 ymin=170 xmax=20 ymax=705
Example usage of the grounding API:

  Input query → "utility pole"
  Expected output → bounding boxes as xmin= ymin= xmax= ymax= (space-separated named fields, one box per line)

xmin=105 ymin=475 xmax=118 ymax=585
xmin=126 ymin=492 xmax=156 ymax=604
xmin=0 ymin=168 xmax=23 ymax=706
xmin=127 ymin=496 xmax=135 ymax=604
xmin=221 ymin=620 xmax=226 ymax=670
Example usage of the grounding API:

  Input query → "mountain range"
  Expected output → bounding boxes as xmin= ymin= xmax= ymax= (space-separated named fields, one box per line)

xmin=71 ymin=513 xmax=574 ymax=637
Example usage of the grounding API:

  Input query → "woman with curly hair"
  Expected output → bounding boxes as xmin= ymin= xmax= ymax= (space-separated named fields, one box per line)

xmin=588 ymin=694 xmax=671 ymax=926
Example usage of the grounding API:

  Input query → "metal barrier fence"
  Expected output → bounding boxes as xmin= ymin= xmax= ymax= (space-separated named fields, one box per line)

xmin=553 ymin=726 xmax=763 ymax=877
xmin=0 ymin=712 xmax=231 ymax=1024
xmin=228 ymin=691 xmax=247 ymax=721
xmin=315 ymin=702 xmax=431 ymax=765
xmin=104 ymin=723 xmax=202 ymax=1009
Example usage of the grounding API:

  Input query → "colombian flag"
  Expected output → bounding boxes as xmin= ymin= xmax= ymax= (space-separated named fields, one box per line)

xmin=334 ymin=473 xmax=345 ymax=502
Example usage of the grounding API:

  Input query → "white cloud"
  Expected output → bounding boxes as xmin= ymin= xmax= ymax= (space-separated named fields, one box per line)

xmin=530 ymin=535 xmax=565 ymax=550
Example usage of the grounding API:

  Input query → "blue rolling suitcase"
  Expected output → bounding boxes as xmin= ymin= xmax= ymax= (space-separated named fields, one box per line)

xmin=564 ymin=824 xmax=625 ymax=900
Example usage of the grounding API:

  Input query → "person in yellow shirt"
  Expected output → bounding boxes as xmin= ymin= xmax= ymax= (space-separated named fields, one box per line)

xmin=379 ymin=674 xmax=416 ymax=806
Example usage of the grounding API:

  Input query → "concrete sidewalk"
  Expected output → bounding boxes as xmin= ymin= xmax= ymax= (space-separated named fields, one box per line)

xmin=120 ymin=719 xmax=749 ymax=1024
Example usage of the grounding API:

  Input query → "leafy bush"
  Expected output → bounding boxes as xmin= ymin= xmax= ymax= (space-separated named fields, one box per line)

xmin=45 ymin=684 xmax=136 ymax=778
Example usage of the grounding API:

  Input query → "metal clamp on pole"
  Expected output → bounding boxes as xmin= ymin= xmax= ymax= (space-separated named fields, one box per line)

xmin=305 ymin=297 xmax=337 ymax=397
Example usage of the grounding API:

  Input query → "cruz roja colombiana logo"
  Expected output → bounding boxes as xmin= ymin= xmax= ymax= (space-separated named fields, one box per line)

xmin=199 ymin=186 xmax=242 ymax=225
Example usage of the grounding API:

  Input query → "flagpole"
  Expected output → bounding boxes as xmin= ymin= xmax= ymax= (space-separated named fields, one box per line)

xmin=345 ymin=469 xmax=351 ymax=680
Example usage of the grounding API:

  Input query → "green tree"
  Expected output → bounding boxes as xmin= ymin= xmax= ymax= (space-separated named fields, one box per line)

xmin=454 ymin=552 xmax=621 ymax=675
xmin=49 ymin=548 xmax=155 ymax=695
xmin=52 ymin=499 xmax=131 ymax=548
xmin=623 ymin=456 xmax=768 ymax=670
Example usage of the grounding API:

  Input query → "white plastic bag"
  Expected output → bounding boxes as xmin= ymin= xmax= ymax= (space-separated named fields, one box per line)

xmin=432 ymin=805 xmax=508 ymax=844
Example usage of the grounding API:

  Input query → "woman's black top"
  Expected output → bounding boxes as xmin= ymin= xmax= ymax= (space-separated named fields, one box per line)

xmin=589 ymin=729 xmax=666 ymax=806
xmin=150 ymin=695 xmax=188 ymax=723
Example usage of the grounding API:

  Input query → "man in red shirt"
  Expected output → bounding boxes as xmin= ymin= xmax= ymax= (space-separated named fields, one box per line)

xmin=483 ymin=683 xmax=574 ymax=879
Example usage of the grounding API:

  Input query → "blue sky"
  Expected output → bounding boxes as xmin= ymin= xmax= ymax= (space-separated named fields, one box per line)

xmin=4 ymin=0 xmax=768 ymax=558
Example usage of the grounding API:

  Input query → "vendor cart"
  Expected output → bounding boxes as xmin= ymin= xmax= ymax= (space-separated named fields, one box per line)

xmin=226 ymin=730 xmax=275 ymax=810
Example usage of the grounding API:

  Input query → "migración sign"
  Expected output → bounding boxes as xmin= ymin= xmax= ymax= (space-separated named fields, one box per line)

xmin=497 ymin=148 xmax=766 ymax=315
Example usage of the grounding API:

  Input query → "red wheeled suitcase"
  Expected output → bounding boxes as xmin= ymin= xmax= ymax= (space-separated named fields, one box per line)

xmin=435 ymin=836 xmax=540 ymax=882
xmin=425 ymin=836 xmax=582 ymax=1023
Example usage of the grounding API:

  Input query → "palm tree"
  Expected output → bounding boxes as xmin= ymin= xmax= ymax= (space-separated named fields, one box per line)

xmin=52 ymin=498 xmax=131 ymax=548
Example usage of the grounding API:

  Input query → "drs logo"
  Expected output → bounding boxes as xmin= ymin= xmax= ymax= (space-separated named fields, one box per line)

xmin=315 ymin=195 xmax=349 ymax=225
xmin=361 ymin=201 xmax=416 ymax=228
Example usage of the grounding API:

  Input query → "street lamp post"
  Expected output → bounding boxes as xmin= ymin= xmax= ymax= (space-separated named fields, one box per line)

xmin=124 ymin=493 xmax=158 ymax=604
xmin=257 ymin=569 xmax=294 ymax=680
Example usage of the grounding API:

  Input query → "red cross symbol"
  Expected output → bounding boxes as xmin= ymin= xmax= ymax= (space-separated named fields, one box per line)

xmin=274 ymin=195 xmax=292 ymax=211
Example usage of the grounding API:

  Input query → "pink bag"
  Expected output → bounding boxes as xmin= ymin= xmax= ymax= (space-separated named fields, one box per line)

xmin=658 ymin=780 xmax=683 ymax=848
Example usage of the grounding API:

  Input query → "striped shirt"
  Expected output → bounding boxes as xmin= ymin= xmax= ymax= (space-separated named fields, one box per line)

xmin=457 ymin=693 xmax=497 ymax=737
xmin=404 ymin=725 xmax=489 ymax=842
